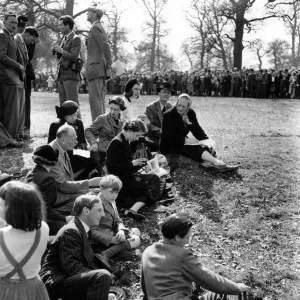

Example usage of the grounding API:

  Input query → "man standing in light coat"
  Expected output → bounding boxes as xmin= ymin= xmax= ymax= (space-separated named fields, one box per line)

xmin=86 ymin=5 xmax=113 ymax=121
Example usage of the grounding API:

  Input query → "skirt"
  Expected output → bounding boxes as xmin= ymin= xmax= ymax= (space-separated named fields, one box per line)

xmin=0 ymin=276 xmax=49 ymax=300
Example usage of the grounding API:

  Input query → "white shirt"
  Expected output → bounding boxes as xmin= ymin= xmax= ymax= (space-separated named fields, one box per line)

xmin=121 ymin=97 xmax=134 ymax=122
xmin=0 ymin=221 xmax=49 ymax=279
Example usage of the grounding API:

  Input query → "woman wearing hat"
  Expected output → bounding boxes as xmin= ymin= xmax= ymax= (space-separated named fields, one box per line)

xmin=26 ymin=145 xmax=73 ymax=235
xmin=121 ymin=78 xmax=142 ymax=122
xmin=85 ymin=96 xmax=126 ymax=173
xmin=160 ymin=94 xmax=239 ymax=173
xmin=48 ymin=101 xmax=90 ymax=176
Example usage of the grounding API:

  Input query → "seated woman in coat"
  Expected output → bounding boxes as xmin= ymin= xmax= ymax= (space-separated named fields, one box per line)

xmin=48 ymin=101 xmax=94 ymax=178
xmin=25 ymin=145 xmax=73 ymax=235
xmin=106 ymin=119 xmax=164 ymax=221
xmin=160 ymin=93 xmax=238 ymax=173
xmin=85 ymin=96 xmax=126 ymax=173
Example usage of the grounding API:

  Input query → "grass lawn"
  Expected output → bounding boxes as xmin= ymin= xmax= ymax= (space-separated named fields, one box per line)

xmin=1 ymin=92 xmax=300 ymax=299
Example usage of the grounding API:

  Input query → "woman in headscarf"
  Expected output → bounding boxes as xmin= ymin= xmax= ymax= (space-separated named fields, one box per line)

xmin=160 ymin=93 xmax=238 ymax=173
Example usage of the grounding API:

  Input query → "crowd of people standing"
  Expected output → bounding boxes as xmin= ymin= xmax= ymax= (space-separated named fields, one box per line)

xmin=107 ymin=68 xmax=300 ymax=99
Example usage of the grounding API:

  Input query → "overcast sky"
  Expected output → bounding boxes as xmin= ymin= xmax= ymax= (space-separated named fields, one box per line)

xmin=76 ymin=0 xmax=290 ymax=69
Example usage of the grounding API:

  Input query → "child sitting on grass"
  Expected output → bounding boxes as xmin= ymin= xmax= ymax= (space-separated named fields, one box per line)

xmin=90 ymin=175 xmax=141 ymax=261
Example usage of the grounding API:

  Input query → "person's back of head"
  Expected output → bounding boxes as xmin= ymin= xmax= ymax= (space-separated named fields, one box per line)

xmin=0 ymin=181 xmax=45 ymax=231
xmin=161 ymin=214 xmax=192 ymax=240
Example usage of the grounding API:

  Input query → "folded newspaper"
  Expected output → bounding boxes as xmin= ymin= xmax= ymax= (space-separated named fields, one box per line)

xmin=73 ymin=149 xmax=90 ymax=158
xmin=144 ymin=156 xmax=168 ymax=177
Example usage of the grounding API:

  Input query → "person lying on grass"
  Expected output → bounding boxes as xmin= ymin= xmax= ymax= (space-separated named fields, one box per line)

xmin=160 ymin=93 xmax=239 ymax=173
xmin=90 ymin=175 xmax=141 ymax=263
xmin=141 ymin=214 xmax=252 ymax=300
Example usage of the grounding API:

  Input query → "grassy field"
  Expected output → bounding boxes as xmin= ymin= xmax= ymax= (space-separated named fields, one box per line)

xmin=1 ymin=92 xmax=300 ymax=299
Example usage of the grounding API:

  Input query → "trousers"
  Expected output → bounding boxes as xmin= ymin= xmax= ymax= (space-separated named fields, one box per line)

xmin=88 ymin=77 xmax=106 ymax=121
xmin=63 ymin=269 xmax=111 ymax=300
xmin=58 ymin=79 xmax=81 ymax=118
xmin=0 ymin=83 xmax=25 ymax=138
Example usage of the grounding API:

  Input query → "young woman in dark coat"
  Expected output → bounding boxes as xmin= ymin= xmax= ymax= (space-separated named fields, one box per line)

xmin=106 ymin=119 xmax=164 ymax=221
xmin=160 ymin=93 xmax=238 ymax=173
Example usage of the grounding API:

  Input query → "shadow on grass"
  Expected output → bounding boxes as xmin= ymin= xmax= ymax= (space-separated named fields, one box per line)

xmin=175 ymin=156 xmax=243 ymax=223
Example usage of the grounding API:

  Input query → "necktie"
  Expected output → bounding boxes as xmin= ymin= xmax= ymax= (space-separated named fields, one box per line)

xmin=64 ymin=152 xmax=69 ymax=167
xmin=162 ymin=106 xmax=166 ymax=114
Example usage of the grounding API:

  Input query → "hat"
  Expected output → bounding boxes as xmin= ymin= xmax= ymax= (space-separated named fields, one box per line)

xmin=17 ymin=15 xmax=28 ymax=27
xmin=88 ymin=5 xmax=104 ymax=18
xmin=33 ymin=145 xmax=59 ymax=166
xmin=55 ymin=100 xmax=78 ymax=119
xmin=124 ymin=78 xmax=140 ymax=93
xmin=157 ymin=81 xmax=175 ymax=95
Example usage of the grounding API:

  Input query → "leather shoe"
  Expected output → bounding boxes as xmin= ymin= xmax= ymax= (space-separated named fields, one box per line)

xmin=125 ymin=209 xmax=145 ymax=222
xmin=7 ymin=140 xmax=23 ymax=148
xmin=214 ymin=164 xmax=239 ymax=173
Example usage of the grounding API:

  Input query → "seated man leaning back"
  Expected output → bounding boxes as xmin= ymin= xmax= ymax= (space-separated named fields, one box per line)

xmin=48 ymin=124 xmax=101 ymax=216
xmin=141 ymin=214 xmax=252 ymax=300
xmin=144 ymin=81 xmax=173 ymax=151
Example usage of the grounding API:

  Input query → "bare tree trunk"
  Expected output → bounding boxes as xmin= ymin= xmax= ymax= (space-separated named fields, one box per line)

xmin=233 ymin=12 xmax=245 ymax=70
xmin=256 ymin=49 xmax=263 ymax=69
xmin=65 ymin=0 xmax=74 ymax=16
xmin=150 ymin=19 xmax=157 ymax=71
xmin=157 ymin=21 xmax=160 ymax=70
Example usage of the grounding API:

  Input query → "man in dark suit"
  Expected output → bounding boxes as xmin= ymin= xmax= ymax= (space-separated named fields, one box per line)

xmin=40 ymin=194 xmax=112 ymax=300
xmin=15 ymin=26 xmax=39 ymax=139
xmin=15 ymin=16 xmax=38 ymax=139
xmin=144 ymin=82 xmax=173 ymax=151
xmin=54 ymin=15 xmax=81 ymax=114
xmin=142 ymin=214 xmax=252 ymax=300
xmin=0 ymin=12 xmax=25 ymax=147
xmin=48 ymin=124 xmax=102 ymax=215
xmin=86 ymin=5 xmax=112 ymax=120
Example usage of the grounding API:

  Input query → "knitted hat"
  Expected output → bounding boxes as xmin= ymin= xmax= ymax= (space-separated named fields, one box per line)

xmin=88 ymin=5 xmax=104 ymax=18
xmin=55 ymin=100 xmax=78 ymax=119
xmin=33 ymin=145 xmax=59 ymax=166
xmin=124 ymin=78 xmax=140 ymax=93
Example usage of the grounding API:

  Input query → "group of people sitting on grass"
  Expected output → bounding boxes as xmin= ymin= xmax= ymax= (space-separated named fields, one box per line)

xmin=0 ymin=78 xmax=251 ymax=300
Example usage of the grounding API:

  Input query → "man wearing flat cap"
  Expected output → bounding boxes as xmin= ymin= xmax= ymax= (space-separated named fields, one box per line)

xmin=86 ymin=5 xmax=112 ymax=121
xmin=144 ymin=82 xmax=173 ymax=151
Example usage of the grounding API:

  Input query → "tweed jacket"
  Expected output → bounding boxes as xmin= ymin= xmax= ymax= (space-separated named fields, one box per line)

xmin=86 ymin=21 xmax=112 ymax=81
xmin=90 ymin=198 xmax=127 ymax=247
xmin=25 ymin=165 xmax=66 ymax=223
xmin=160 ymin=107 xmax=208 ymax=155
xmin=15 ymin=33 xmax=28 ymax=67
xmin=141 ymin=241 xmax=241 ymax=300
xmin=0 ymin=28 xmax=23 ymax=85
xmin=85 ymin=112 xmax=122 ymax=152
xmin=40 ymin=218 xmax=102 ymax=293
xmin=48 ymin=139 xmax=89 ymax=204
xmin=58 ymin=31 xmax=81 ymax=81
xmin=144 ymin=99 xmax=172 ymax=139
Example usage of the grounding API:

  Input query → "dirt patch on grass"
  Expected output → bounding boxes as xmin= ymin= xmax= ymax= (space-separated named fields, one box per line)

xmin=1 ymin=93 xmax=300 ymax=299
